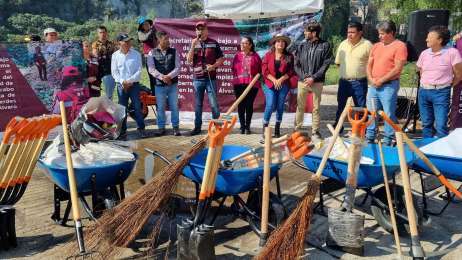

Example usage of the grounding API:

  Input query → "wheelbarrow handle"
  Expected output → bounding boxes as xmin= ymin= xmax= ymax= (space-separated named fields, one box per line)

xmin=379 ymin=111 xmax=462 ymax=199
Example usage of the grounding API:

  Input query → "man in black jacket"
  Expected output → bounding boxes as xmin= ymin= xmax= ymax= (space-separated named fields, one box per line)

xmin=294 ymin=21 xmax=332 ymax=139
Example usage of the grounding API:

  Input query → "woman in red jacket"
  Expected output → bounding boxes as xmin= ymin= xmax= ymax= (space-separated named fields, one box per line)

xmin=232 ymin=36 xmax=262 ymax=134
xmin=261 ymin=34 xmax=297 ymax=137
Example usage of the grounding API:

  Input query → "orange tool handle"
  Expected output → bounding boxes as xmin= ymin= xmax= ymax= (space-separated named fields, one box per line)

xmin=379 ymin=111 xmax=462 ymax=199
xmin=348 ymin=107 xmax=375 ymax=137
xmin=2 ymin=117 xmax=24 ymax=143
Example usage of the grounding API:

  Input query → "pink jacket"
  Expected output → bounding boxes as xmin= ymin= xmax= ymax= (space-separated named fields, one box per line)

xmin=232 ymin=51 xmax=262 ymax=88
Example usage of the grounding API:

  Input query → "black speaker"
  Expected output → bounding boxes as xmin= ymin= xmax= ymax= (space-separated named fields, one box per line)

xmin=407 ymin=9 xmax=450 ymax=61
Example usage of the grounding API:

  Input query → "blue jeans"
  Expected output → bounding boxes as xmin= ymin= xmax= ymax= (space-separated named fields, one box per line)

xmin=335 ymin=78 xmax=368 ymax=126
xmin=117 ymin=82 xmax=145 ymax=132
xmin=366 ymin=80 xmax=399 ymax=144
xmin=262 ymin=84 xmax=289 ymax=124
xmin=102 ymin=74 xmax=116 ymax=100
xmin=155 ymin=83 xmax=180 ymax=129
xmin=193 ymin=79 xmax=220 ymax=128
xmin=418 ymin=86 xmax=451 ymax=138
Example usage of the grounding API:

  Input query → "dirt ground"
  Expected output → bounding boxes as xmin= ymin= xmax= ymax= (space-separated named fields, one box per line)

xmin=1 ymin=85 xmax=461 ymax=259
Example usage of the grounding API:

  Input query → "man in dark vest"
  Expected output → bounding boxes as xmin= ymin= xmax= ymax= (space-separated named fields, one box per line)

xmin=147 ymin=31 xmax=181 ymax=136
xmin=187 ymin=20 xmax=224 ymax=135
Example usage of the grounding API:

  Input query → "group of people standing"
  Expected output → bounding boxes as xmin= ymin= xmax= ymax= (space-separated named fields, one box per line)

xmin=41 ymin=16 xmax=462 ymax=142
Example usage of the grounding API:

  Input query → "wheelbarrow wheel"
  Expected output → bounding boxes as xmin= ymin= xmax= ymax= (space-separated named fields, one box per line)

xmin=371 ymin=184 xmax=423 ymax=236
xmin=245 ymin=190 xmax=287 ymax=236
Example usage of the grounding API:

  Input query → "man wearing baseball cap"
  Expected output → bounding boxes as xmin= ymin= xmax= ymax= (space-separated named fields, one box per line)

xmin=43 ymin=27 xmax=59 ymax=43
xmin=111 ymin=33 xmax=147 ymax=138
xmin=186 ymin=20 xmax=224 ymax=135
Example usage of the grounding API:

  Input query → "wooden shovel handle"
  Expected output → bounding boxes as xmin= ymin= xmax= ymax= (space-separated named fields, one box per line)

xmin=261 ymin=126 xmax=272 ymax=236
xmin=59 ymin=101 xmax=81 ymax=220
xmin=395 ymin=132 xmax=420 ymax=237
xmin=315 ymin=97 xmax=353 ymax=178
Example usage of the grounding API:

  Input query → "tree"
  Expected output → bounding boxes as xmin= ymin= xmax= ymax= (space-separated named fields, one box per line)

xmin=357 ymin=0 xmax=370 ymax=23
xmin=371 ymin=0 xmax=462 ymax=32
xmin=321 ymin=0 xmax=350 ymax=41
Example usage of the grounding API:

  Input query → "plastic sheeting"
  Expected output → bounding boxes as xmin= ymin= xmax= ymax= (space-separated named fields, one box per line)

xmin=204 ymin=0 xmax=323 ymax=19
xmin=42 ymin=135 xmax=135 ymax=168
xmin=420 ymin=128 xmax=462 ymax=159
xmin=309 ymin=137 xmax=375 ymax=165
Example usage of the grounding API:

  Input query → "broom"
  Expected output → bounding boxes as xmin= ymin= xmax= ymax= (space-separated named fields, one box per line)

xmin=255 ymin=98 xmax=352 ymax=260
xmin=81 ymin=74 xmax=261 ymax=256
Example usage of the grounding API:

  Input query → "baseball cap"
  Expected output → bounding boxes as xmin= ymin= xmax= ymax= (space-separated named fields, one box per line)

xmin=195 ymin=21 xmax=207 ymax=28
xmin=116 ymin=33 xmax=133 ymax=42
xmin=43 ymin=27 xmax=57 ymax=36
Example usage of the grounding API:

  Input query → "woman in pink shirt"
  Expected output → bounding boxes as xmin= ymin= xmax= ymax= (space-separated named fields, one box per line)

xmin=417 ymin=26 xmax=462 ymax=137
xmin=232 ymin=36 xmax=262 ymax=134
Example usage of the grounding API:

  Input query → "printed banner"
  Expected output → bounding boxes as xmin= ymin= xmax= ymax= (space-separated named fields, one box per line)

xmin=154 ymin=13 xmax=320 ymax=126
xmin=451 ymin=39 xmax=462 ymax=130
xmin=0 ymin=41 xmax=87 ymax=131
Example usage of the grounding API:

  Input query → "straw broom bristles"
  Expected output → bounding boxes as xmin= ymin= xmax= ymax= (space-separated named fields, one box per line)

xmin=66 ymin=75 xmax=261 ymax=258
xmin=255 ymin=175 xmax=320 ymax=260
xmin=255 ymin=98 xmax=352 ymax=259
xmin=80 ymin=137 xmax=207 ymax=257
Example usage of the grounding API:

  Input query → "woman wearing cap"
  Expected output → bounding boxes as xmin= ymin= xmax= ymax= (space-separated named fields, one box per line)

xmin=261 ymin=34 xmax=297 ymax=138
xmin=232 ymin=36 xmax=262 ymax=134
xmin=137 ymin=16 xmax=157 ymax=94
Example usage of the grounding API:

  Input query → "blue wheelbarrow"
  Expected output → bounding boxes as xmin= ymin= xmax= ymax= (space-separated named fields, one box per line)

xmin=149 ymin=145 xmax=286 ymax=237
xmin=38 ymin=154 xmax=137 ymax=225
xmin=295 ymin=143 xmax=420 ymax=235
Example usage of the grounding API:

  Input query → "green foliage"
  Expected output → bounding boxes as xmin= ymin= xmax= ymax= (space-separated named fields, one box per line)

xmin=62 ymin=20 xmax=101 ymax=41
xmin=7 ymin=13 xmax=75 ymax=36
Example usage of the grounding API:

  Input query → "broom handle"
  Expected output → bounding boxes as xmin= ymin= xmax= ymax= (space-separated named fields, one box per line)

xmin=260 ymin=126 xmax=272 ymax=246
xmin=378 ymin=139 xmax=402 ymax=256
xmin=395 ymin=132 xmax=424 ymax=258
xmin=380 ymin=111 xmax=462 ymax=199
xmin=225 ymin=74 xmax=260 ymax=115
xmin=314 ymin=97 xmax=352 ymax=178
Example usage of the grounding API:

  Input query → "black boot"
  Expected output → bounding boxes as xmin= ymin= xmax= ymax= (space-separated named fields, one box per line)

xmin=260 ymin=123 xmax=269 ymax=143
xmin=274 ymin=122 xmax=281 ymax=138
xmin=177 ymin=218 xmax=193 ymax=260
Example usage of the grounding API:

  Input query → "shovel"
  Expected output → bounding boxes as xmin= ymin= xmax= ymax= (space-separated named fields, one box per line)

xmin=327 ymin=107 xmax=374 ymax=256
xmin=59 ymin=101 xmax=100 ymax=259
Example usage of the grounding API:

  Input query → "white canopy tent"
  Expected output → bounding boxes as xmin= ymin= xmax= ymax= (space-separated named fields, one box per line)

xmin=204 ymin=0 xmax=324 ymax=19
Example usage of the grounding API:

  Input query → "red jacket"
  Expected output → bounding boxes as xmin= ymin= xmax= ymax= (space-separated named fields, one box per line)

xmin=262 ymin=51 xmax=298 ymax=89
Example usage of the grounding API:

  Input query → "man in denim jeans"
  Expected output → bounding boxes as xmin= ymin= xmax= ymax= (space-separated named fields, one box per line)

xmin=366 ymin=21 xmax=407 ymax=146
xmin=111 ymin=33 xmax=146 ymax=138
xmin=187 ymin=21 xmax=224 ymax=136
xmin=417 ymin=26 xmax=462 ymax=137
xmin=92 ymin=26 xmax=117 ymax=100
xmin=147 ymin=31 xmax=181 ymax=136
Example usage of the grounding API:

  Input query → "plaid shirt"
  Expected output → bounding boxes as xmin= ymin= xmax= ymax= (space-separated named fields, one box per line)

xmin=92 ymin=39 xmax=117 ymax=77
